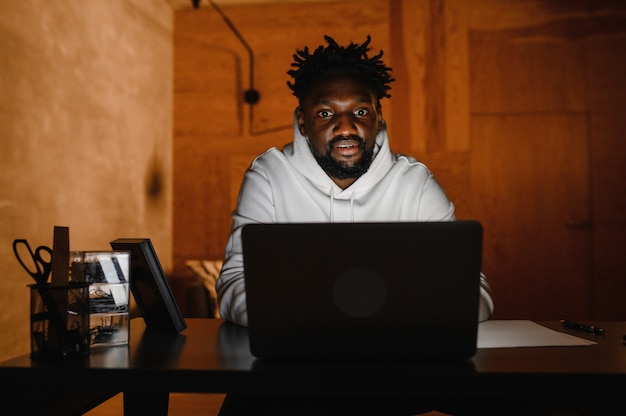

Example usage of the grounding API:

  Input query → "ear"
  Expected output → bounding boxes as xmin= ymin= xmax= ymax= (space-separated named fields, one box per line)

xmin=296 ymin=107 xmax=306 ymax=136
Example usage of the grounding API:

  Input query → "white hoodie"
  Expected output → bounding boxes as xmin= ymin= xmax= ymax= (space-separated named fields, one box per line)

xmin=216 ymin=112 xmax=494 ymax=326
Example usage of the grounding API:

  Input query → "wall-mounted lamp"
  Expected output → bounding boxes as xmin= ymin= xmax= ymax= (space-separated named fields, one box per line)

xmin=190 ymin=0 xmax=290 ymax=135
xmin=192 ymin=0 xmax=260 ymax=105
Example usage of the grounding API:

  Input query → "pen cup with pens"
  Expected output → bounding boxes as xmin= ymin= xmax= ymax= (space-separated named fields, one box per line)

xmin=29 ymin=281 xmax=91 ymax=359
xmin=13 ymin=230 xmax=92 ymax=360
xmin=16 ymin=226 xmax=132 ymax=358
xmin=70 ymin=251 xmax=131 ymax=348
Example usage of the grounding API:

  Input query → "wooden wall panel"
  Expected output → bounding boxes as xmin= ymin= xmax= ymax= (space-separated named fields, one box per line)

xmin=389 ymin=0 xmax=426 ymax=155
xmin=443 ymin=0 xmax=470 ymax=151
xmin=393 ymin=0 xmax=470 ymax=153
xmin=586 ymin=31 xmax=626 ymax=319
xmin=470 ymin=115 xmax=590 ymax=319
xmin=174 ymin=0 xmax=626 ymax=320
xmin=467 ymin=0 xmax=626 ymax=319
xmin=173 ymin=148 xmax=232 ymax=268
xmin=590 ymin=113 xmax=626 ymax=319
xmin=175 ymin=46 xmax=243 ymax=137
xmin=390 ymin=0 xmax=472 ymax=221
xmin=470 ymin=34 xmax=586 ymax=113
xmin=586 ymin=32 xmax=626 ymax=111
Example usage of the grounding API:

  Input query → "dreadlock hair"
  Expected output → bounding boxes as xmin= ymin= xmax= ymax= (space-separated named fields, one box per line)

xmin=287 ymin=35 xmax=394 ymax=103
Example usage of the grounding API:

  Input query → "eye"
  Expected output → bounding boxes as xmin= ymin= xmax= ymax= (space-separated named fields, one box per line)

xmin=317 ymin=109 xmax=333 ymax=118
xmin=354 ymin=108 xmax=369 ymax=117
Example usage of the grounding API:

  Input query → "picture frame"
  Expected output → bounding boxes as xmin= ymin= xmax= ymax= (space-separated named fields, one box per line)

xmin=109 ymin=238 xmax=187 ymax=333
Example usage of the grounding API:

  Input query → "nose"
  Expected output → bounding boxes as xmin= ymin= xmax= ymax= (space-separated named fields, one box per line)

xmin=333 ymin=113 xmax=357 ymax=137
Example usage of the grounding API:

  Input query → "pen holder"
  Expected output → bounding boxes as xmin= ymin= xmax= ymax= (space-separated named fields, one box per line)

xmin=29 ymin=282 xmax=91 ymax=360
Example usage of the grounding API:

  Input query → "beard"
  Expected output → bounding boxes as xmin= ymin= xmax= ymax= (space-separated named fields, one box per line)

xmin=310 ymin=135 xmax=375 ymax=180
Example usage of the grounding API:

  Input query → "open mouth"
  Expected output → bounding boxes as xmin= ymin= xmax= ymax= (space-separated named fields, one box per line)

xmin=331 ymin=138 xmax=363 ymax=157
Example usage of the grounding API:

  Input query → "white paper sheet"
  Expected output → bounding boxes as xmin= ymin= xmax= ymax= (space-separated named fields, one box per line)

xmin=477 ymin=320 xmax=596 ymax=348
xmin=97 ymin=254 xmax=128 ymax=306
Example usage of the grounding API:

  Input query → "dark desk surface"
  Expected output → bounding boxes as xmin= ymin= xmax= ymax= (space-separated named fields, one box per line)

xmin=2 ymin=318 xmax=625 ymax=400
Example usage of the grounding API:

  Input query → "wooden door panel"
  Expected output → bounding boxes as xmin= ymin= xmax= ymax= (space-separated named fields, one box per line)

xmin=469 ymin=33 xmax=586 ymax=114
xmin=590 ymin=113 xmax=626 ymax=319
xmin=470 ymin=115 xmax=590 ymax=320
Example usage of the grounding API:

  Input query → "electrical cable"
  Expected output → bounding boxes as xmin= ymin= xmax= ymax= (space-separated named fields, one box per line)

xmin=194 ymin=0 xmax=292 ymax=136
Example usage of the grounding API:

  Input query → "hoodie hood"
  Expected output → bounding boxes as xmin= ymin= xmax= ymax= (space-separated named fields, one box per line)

xmin=283 ymin=109 xmax=396 ymax=200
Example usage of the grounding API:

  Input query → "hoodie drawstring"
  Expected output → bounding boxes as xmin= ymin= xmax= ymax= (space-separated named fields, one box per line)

xmin=329 ymin=188 xmax=356 ymax=222
xmin=350 ymin=192 xmax=355 ymax=222
xmin=329 ymin=188 xmax=335 ymax=223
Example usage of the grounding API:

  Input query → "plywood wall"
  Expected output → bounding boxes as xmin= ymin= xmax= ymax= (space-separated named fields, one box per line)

xmin=174 ymin=0 xmax=626 ymax=321
xmin=0 ymin=0 xmax=173 ymax=361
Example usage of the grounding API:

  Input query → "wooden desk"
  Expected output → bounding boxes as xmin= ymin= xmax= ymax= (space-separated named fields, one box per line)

xmin=1 ymin=318 xmax=625 ymax=415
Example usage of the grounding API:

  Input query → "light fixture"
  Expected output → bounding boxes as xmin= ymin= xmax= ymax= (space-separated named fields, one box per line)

xmin=191 ymin=0 xmax=290 ymax=135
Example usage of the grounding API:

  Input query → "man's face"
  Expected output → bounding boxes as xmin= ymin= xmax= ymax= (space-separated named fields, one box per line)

xmin=297 ymin=73 xmax=382 ymax=188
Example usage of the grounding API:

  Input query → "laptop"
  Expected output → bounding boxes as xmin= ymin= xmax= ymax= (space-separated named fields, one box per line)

xmin=242 ymin=220 xmax=483 ymax=361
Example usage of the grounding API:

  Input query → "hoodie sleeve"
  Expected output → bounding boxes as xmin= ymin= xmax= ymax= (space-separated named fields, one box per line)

xmin=216 ymin=157 xmax=276 ymax=327
xmin=478 ymin=272 xmax=494 ymax=322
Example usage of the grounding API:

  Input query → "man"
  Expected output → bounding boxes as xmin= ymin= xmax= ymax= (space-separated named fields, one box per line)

xmin=216 ymin=35 xmax=494 ymax=328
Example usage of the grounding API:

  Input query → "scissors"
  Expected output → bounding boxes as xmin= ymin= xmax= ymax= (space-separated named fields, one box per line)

xmin=12 ymin=239 xmax=53 ymax=285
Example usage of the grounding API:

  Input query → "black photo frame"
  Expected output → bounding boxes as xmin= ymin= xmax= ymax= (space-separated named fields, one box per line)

xmin=110 ymin=238 xmax=187 ymax=333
